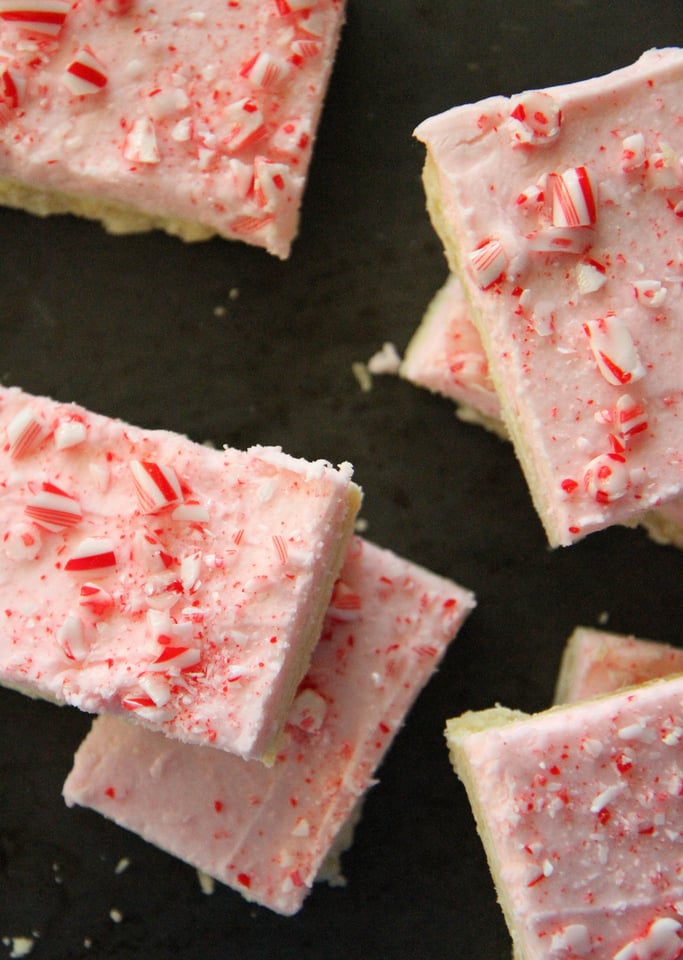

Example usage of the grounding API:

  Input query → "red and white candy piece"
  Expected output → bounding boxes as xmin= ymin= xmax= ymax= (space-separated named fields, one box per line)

xmin=507 ymin=91 xmax=562 ymax=146
xmin=0 ymin=0 xmax=69 ymax=36
xmin=56 ymin=613 xmax=89 ymax=661
xmin=291 ymin=38 xmax=321 ymax=59
xmin=620 ymin=132 xmax=645 ymax=172
xmin=147 ymin=642 xmax=202 ymax=674
xmin=575 ymin=259 xmax=607 ymax=295
xmin=468 ymin=237 xmax=508 ymax=289
xmin=123 ymin=116 xmax=159 ymax=164
xmin=0 ymin=65 xmax=25 ymax=123
xmin=583 ymin=313 xmax=645 ymax=386
xmin=328 ymin=580 xmax=362 ymax=621
xmin=583 ymin=452 xmax=629 ymax=505
xmin=240 ymin=51 xmax=289 ymax=89
xmin=122 ymin=678 xmax=174 ymax=721
xmin=515 ymin=181 xmax=545 ymax=210
xmin=78 ymin=581 xmax=114 ymax=616
xmin=63 ymin=46 xmax=108 ymax=96
xmin=25 ymin=481 xmax=82 ymax=532
xmin=6 ymin=407 xmax=50 ymax=459
xmin=288 ymin=687 xmax=327 ymax=733
xmin=615 ymin=393 xmax=648 ymax=440
xmin=648 ymin=142 xmax=679 ymax=190
xmin=550 ymin=166 xmax=598 ymax=228
xmin=65 ymin=537 xmax=117 ymax=576
xmin=130 ymin=460 xmax=182 ymax=514
xmin=633 ymin=279 xmax=667 ymax=308
xmin=254 ymin=158 xmax=292 ymax=211
xmin=527 ymin=226 xmax=593 ymax=255
xmin=218 ymin=98 xmax=266 ymax=153
xmin=3 ymin=521 xmax=41 ymax=561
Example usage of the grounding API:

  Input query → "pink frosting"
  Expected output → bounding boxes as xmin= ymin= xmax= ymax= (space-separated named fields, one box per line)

xmin=0 ymin=0 xmax=346 ymax=257
xmin=0 ymin=384 xmax=360 ymax=759
xmin=400 ymin=273 xmax=500 ymax=420
xmin=557 ymin=626 xmax=683 ymax=704
xmin=63 ymin=536 xmax=475 ymax=914
xmin=416 ymin=48 xmax=683 ymax=546
xmin=448 ymin=675 xmax=683 ymax=960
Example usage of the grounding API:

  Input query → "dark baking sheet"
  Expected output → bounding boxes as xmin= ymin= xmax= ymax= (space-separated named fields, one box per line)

xmin=1 ymin=4 xmax=682 ymax=958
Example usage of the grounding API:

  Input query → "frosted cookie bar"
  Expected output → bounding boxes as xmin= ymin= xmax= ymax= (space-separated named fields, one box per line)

xmin=0 ymin=384 xmax=361 ymax=760
xmin=402 ymin=273 xmax=683 ymax=548
xmin=64 ymin=537 xmax=475 ymax=915
xmin=0 ymin=0 xmax=346 ymax=258
xmin=556 ymin=625 xmax=683 ymax=703
xmin=446 ymin=675 xmax=683 ymax=960
xmin=415 ymin=48 xmax=683 ymax=546
xmin=400 ymin=273 xmax=502 ymax=432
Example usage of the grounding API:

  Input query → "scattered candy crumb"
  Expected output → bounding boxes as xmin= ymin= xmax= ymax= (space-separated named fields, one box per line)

xmin=109 ymin=909 xmax=123 ymax=924
xmin=351 ymin=361 xmax=373 ymax=393
xmin=2 ymin=937 xmax=34 ymax=959
xmin=367 ymin=342 xmax=402 ymax=375
xmin=114 ymin=857 xmax=131 ymax=875
xmin=197 ymin=870 xmax=216 ymax=895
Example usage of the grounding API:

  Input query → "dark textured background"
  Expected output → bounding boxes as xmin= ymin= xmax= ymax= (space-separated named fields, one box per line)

xmin=1 ymin=4 xmax=682 ymax=958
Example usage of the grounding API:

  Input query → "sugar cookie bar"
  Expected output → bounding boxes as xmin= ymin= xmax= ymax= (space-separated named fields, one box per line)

xmin=0 ymin=0 xmax=346 ymax=258
xmin=64 ymin=537 xmax=475 ymax=914
xmin=446 ymin=673 xmax=683 ymax=960
xmin=415 ymin=48 xmax=683 ymax=546
xmin=0 ymin=384 xmax=361 ymax=760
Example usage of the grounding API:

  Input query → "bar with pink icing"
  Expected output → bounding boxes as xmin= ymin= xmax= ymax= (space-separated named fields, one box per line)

xmin=0 ymin=0 xmax=346 ymax=258
xmin=401 ymin=273 xmax=683 ymax=549
xmin=446 ymin=670 xmax=683 ymax=959
xmin=0 ymin=384 xmax=361 ymax=760
xmin=63 ymin=536 xmax=475 ymax=914
xmin=556 ymin=625 xmax=683 ymax=704
xmin=415 ymin=48 xmax=683 ymax=546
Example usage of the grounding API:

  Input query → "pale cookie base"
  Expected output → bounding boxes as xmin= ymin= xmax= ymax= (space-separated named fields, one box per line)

xmin=0 ymin=176 xmax=215 ymax=242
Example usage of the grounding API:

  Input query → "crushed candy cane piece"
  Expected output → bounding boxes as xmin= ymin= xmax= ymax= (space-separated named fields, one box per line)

xmin=218 ymin=98 xmax=267 ymax=153
xmin=54 ymin=416 xmax=87 ymax=449
xmin=0 ymin=0 xmax=70 ymax=36
xmin=79 ymin=582 xmax=114 ymax=616
xmin=65 ymin=537 xmax=117 ymax=575
xmin=508 ymin=91 xmax=562 ymax=145
xmin=621 ymin=132 xmax=646 ymax=172
xmin=633 ymin=279 xmax=667 ymax=308
xmin=57 ymin=613 xmax=88 ymax=661
xmin=123 ymin=116 xmax=160 ymax=164
xmin=130 ymin=460 xmax=182 ymax=514
xmin=240 ymin=50 xmax=289 ymax=88
xmin=25 ymin=482 xmax=82 ymax=532
xmin=469 ymin=238 xmax=508 ymax=289
xmin=288 ymin=687 xmax=326 ymax=733
xmin=583 ymin=314 xmax=645 ymax=386
xmin=7 ymin=407 xmax=50 ymax=459
xmin=615 ymin=394 xmax=648 ymax=439
xmin=63 ymin=46 xmax=108 ymax=96
xmin=550 ymin=166 xmax=597 ymax=227
xmin=583 ymin=453 xmax=629 ymax=504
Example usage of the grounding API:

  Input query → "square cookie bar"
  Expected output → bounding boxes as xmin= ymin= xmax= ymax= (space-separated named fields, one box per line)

xmin=0 ymin=0 xmax=346 ymax=257
xmin=415 ymin=48 xmax=683 ymax=546
xmin=64 ymin=537 xmax=475 ymax=914
xmin=0 ymin=384 xmax=360 ymax=760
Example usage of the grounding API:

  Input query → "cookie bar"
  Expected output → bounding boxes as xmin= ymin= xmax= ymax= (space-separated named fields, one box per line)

xmin=0 ymin=0 xmax=346 ymax=258
xmin=0 ymin=384 xmax=361 ymax=760
xmin=415 ymin=48 xmax=683 ymax=546
xmin=64 ymin=537 xmax=475 ymax=914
